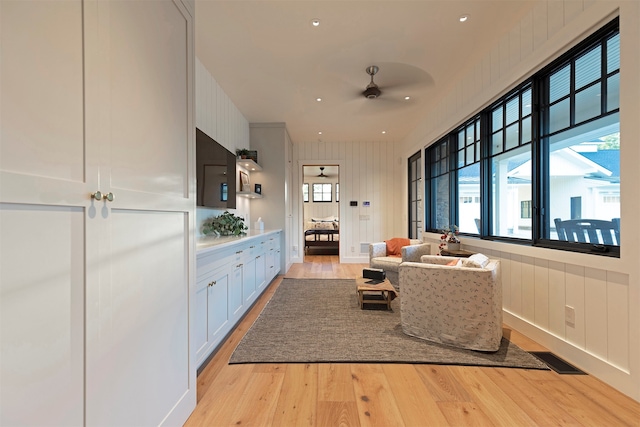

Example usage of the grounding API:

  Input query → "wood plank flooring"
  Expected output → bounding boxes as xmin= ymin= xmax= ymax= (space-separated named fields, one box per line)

xmin=185 ymin=255 xmax=640 ymax=426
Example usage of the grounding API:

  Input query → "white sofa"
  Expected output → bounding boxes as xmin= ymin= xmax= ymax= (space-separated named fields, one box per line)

xmin=368 ymin=239 xmax=431 ymax=289
xmin=398 ymin=254 xmax=502 ymax=352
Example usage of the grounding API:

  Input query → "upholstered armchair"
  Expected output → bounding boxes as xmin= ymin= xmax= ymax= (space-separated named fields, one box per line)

xmin=369 ymin=238 xmax=431 ymax=289
xmin=398 ymin=254 xmax=502 ymax=351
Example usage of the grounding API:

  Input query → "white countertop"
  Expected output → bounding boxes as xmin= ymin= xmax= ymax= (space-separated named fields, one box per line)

xmin=196 ymin=229 xmax=281 ymax=255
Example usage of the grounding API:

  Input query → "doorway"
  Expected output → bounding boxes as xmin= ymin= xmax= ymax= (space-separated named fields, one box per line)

xmin=302 ymin=165 xmax=340 ymax=257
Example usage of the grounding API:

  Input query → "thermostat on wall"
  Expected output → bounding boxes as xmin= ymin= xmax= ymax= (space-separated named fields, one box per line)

xmin=350 ymin=201 xmax=357 ymax=207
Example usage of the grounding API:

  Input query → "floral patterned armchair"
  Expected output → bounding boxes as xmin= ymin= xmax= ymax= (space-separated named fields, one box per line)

xmin=398 ymin=254 xmax=502 ymax=351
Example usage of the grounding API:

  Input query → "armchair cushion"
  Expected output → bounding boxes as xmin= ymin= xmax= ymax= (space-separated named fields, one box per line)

xmin=385 ymin=237 xmax=410 ymax=256
xmin=369 ymin=240 xmax=431 ymax=288
xmin=462 ymin=253 xmax=490 ymax=268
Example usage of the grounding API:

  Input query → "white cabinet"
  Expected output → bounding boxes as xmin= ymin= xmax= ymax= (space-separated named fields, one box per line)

xmin=195 ymin=262 xmax=231 ymax=364
xmin=195 ymin=231 xmax=281 ymax=367
xmin=0 ymin=1 xmax=196 ymax=425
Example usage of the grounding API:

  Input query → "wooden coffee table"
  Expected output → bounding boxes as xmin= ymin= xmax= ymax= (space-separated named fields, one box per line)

xmin=355 ymin=276 xmax=398 ymax=310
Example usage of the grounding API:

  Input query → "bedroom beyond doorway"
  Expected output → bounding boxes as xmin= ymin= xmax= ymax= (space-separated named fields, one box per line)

xmin=302 ymin=165 xmax=340 ymax=256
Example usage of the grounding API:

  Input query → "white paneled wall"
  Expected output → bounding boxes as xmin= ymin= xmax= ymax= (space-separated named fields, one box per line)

xmin=195 ymin=58 xmax=251 ymax=235
xmin=292 ymin=141 xmax=403 ymax=263
xmin=413 ymin=1 xmax=639 ymax=402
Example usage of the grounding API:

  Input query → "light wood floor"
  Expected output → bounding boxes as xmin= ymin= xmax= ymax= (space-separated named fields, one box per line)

xmin=185 ymin=254 xmax=640 ymax=426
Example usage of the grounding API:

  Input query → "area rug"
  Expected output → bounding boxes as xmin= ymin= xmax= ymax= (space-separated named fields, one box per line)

xmin=229 ymin=278 xmax=549 ymax=370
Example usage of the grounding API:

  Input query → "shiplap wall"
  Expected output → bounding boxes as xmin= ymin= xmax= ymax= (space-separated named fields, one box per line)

xmin=412 ymin=1 xmax=639 ymax=402
xmin=195 ymin=58 xmax=251 ymax=235
xmin=292 ymin=141 xmax=403 ymax=263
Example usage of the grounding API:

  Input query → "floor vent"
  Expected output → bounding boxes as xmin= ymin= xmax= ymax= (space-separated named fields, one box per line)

xmin=529 ymin=351 xmax=586 ymax=375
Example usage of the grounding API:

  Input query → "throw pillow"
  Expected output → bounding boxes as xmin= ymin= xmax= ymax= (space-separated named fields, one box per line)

xmin=462 ymin=253 xmax=490 ymax=268
xmin=385 ymin=237 xmax=410 ymax=256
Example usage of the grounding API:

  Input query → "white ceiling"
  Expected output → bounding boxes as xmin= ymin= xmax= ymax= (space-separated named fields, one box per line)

xmin=196 ymin=1 xmax=536 ymax=145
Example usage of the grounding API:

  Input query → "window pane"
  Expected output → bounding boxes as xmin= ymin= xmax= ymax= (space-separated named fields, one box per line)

xmin=491 ymin=132 xmax=503 ymax=155
xmin=607 ymin=34 xmax=620 ymax=73
xmin=549 ymin=98 xmax=570 ymax=133
xmin=491 ymin=144 xmax=531 ymax=239
xmin=505 ymin=123 xmax=519 ymax=151
xmin=492 ymin=107 xmax=503 ymax=132
xmin=465 ymin=145 xmax=475 ymax=165
xmin=547 ymin=121 xmax=619 ymax=245
xmin=521 ymin=116 xmax=532 ymax=144
xmin=575 ymin=46 xmax=601 ymax=89
xmin=575 ymin=83 xmax=602 ymax=123
xmin=458 ymin=163 xmax=480 ymax=234
xmin=522 ymin=88 xmax=532 ymax=116
xmin=505 ymin=97 xmax=519 ymax=125
xmin=549 ymin=65 xmax=570 ymax=103
xmin=433 ymin=174 xmax=449 ymax=230
xmin=607 ymin=73 xmax=619 ymax=111
xmin=458 ymin=131 xmax=465 ymax=150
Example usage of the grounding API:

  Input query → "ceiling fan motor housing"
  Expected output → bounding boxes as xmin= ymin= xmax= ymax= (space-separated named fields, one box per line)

xmin=363 ymin=65 xmax=381 ymax=98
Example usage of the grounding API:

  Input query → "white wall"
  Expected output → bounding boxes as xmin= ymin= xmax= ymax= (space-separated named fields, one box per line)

xmin=195 ymin=58 xmax=251 ymax=236
xmin=404 ymin=1 xmax=639 ymax=402
xmin=292 ymin=141 xmax=404 ymax=263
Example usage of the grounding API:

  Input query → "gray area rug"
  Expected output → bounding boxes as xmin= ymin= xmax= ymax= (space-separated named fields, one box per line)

xmin=230 ymin=278 xmax=549 ymax=370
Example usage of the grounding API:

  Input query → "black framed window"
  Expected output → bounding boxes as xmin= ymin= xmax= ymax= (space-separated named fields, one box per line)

xmin=455 ymin=116 xmax=481 ymax=234
xmin=424 ymin=17 xmax=619 ymax=256
xmin=336 ymin=183 xmax=339 ymax=202
xmin=408 ymin=151 xmax=422 ymax=238
xmin=312 ymin=183 xmax=332 ymax=202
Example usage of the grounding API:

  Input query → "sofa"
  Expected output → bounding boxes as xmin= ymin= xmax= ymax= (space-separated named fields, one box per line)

xmin=368 ymin=238 xmax=431 ymax=289
xmin=398 ymin=254 xmax=502 ymax=351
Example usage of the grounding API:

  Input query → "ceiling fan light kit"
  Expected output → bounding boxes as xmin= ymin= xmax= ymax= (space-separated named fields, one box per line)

xmin=363 ymin=65 xmax=381 ymax=99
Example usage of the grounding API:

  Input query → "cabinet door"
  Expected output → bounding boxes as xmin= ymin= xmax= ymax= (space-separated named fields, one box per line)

xmin=208 ymin=266 xmax=230 ymax=343
xmin=84 ymin=1 xmax=196 ymax=426
xmin=243 ymin=256 xmax=257 ymax=303
xmin=255 ymin=253 xmax=267 ymax=290
xmin=0 ymin=2 xmax=87 ymax=425
xmin=230 ymin=264 xmax=244 ymax=318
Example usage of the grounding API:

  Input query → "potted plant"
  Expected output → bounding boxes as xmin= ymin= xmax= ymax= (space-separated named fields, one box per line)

xmin=202 ymin=211 xmax=248 ymax=236
xmin=439 ymin=225 xmax=460 ymax=252
xmin=235 ymin=148 xmax=250 ymax=159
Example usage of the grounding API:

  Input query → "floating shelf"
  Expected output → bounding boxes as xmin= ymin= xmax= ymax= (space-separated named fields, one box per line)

xmin=236 ymin=158 xmax=262 ymax=171
xmin=237 ymin=191 xmax=263 ymax=199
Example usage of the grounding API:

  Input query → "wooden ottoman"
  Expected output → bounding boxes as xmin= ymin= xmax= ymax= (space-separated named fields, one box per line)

xmin=355 ymin=276 xmax=398 ymax=310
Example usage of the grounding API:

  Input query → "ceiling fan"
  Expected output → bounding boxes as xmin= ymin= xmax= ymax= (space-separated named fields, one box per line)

xmin=363 ymin=65 xmax=382 ymax=99
xmin=317 ymin=166 xmax=329 ymax=178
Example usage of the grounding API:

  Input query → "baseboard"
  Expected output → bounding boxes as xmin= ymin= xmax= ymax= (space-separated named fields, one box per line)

xmin=503 ymin=311 xmax=638 ymax=402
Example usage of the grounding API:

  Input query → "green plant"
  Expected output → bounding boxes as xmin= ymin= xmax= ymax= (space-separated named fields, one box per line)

xmin=235 ymin=148 xmax=250 ymax=158
xmin=202 ymin=211 xmax=248 ymax=236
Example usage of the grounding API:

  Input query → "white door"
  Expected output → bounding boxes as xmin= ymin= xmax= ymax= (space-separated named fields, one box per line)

xmin=84 ymin=1 xmax=195 ymax=426
xmin=1 ymin=1 xmax=88 ymax=425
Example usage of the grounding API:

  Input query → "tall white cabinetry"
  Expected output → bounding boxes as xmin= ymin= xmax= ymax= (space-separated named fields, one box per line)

xmin=0 ymin=1 xmax=196 ymax=426
xmin=249 ymin=123 xmax=293 ymax=274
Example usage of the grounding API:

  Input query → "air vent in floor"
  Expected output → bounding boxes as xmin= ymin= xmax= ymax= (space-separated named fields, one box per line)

xmin=529 ymin=351 xmax=586 ymax=374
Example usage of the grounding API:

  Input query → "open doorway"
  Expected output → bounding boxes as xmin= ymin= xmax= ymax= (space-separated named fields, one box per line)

xmin=302 ymin=165 xmax=340 ymax=257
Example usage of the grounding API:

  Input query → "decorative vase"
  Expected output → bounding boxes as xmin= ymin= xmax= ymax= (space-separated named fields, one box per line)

xmin=447 ymin=242 xmax=461 ymax=251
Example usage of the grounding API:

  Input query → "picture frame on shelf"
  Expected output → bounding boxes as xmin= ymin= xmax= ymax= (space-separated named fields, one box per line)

xmin=254 ymin=183 xmax=262 ymax=194
xmin=239 ymin=170 xmax=250 ymax=192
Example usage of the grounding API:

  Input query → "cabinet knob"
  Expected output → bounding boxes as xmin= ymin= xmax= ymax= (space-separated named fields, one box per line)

xmin=90 ymin=191 xmax=114 ymax=202
xmin=236 ymin=250 xmax=243 ymax=254
xmin=250 ymin=245 xmax=255 ymax=248
xmin=256 ymin=255 xmax=260 ymax=259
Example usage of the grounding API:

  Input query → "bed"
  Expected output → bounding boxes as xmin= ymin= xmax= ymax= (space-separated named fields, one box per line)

xmin=304 ymin=218 xmax=339 ymax=253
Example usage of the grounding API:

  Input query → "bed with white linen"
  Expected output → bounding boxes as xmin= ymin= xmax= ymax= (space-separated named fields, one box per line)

xmin=304 ymin=217 xmax=339 ymax=253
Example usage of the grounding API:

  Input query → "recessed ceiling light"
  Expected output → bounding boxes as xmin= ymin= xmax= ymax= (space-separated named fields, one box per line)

xmin=459 ymin=15 xmax=469 ymax=22
xmin=311 ymin=19 xmax=320 ymax=27
xmin=318 ymin=131 xmax=322 ymax=135
xmin=316 ymin=97 xmax=322 ymax=102
xmin=404 ymin=96 xmax=411 ymax=100
xmin=382 ymin=131 xmax=386 ymax=134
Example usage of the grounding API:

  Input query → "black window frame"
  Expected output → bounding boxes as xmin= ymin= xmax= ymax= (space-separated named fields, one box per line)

xmin=424 ymin=17 xmax=620 ymax=257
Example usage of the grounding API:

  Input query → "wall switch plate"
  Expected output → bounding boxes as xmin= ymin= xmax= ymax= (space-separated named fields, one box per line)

xmin=565 ymin=305 xmax=576 ymax=326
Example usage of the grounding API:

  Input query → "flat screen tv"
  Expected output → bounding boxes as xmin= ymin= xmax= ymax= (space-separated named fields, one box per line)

xmin=196 ymin=128 xmax=236 ymax=209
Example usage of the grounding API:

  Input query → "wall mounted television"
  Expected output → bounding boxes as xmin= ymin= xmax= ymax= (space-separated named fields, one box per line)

xmin=196 ymin=128 xmax=236 ymax=209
